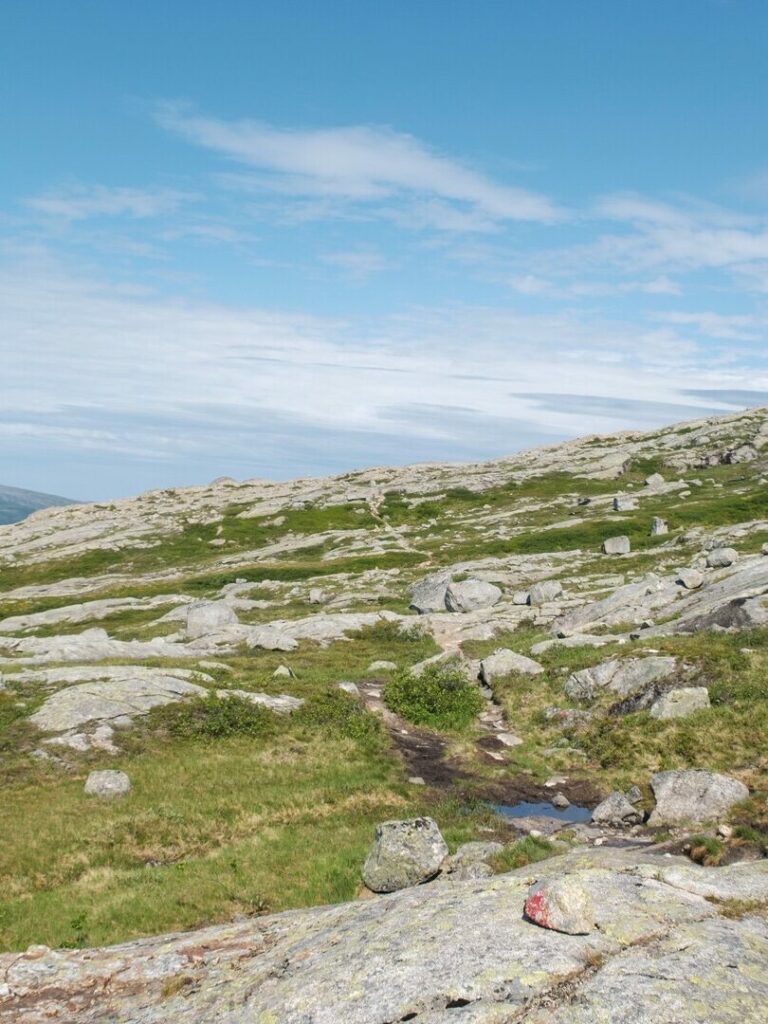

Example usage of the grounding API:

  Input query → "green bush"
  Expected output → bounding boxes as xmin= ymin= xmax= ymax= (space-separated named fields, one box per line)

xmin=294 ymin=690 xmax=382 ymax=744
xmin=384 ymin=661 xmax=484 ymax=731
xmin=149 ymin=693 xmax=278 ymax=739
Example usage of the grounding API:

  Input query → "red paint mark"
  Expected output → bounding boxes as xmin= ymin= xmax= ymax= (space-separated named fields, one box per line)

xmin=525 ymin=891 xmax=551 ymax=929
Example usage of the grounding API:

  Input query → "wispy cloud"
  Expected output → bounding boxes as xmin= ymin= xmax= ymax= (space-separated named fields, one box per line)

xmin=321 ymin=247 xmax=390 ymax=281
xmin=651 ymin=310 xmax=765 ymax=341
xmin=26 ymin=184 xmax=195 ymax=221
xmin=156 ymin=103 xmax=563 ymax=228
xmin=3 ymin=248 xmax=766 ymax=474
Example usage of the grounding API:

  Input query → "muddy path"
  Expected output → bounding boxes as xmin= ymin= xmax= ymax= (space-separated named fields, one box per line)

xmin=357 ymin=679 xmax=604 ymax=809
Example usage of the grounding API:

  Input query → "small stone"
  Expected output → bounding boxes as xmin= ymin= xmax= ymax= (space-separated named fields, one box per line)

xmin=367 ymin=660 xmax=397 ymax=673
xmin=512 ymin=591 xmax=530 ymax=605
xmin=626 ymin=785 xmax=643 ymax=805
xmin=524 ymin=878 xmax=594 ymax=935
xmin=496 ymin=732 xmax=523 ymax=748
xmin=650 ymin=517 xmax=668 ymax=536
xmin=24 ymin=945 xmax=51 ymax=959
xmin=645 ymin=473 xmax=665 ymax=488
xmin=677 ymin=569 xmax=704 ymax=590
xmin=552 ymin=793 xmax=570 ymax=809
xmin=337 ymin=681 xmax=360 ymax=696
xmin=544 ymin=775 xmax=568 ymax=788
xmin=273 ymin=664 xmax=295 ymax=678
xmin=408 ymin=776 xmax=426 ymax=786
xmin=613 ymin=496 xmax=638 ymax=512
xmin=308 ymin=588 xmax=327 ymax=604
xmin=84 ymin=770 xmax=131 ymax=798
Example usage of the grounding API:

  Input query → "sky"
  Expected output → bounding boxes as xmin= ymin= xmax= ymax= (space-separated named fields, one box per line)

xmin=2 ymin=0 xmax=768 ymax=501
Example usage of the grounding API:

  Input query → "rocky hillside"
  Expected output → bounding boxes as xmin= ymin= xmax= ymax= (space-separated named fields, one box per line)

xmin=0 ymin=484 xmax=74 ymax=526
xmin=1 ymin=405 xmax=767 ymax=1022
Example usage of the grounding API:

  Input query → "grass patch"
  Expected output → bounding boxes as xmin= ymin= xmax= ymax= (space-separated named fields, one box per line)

xmin=487 ymin=835 xmax=555 ymax=872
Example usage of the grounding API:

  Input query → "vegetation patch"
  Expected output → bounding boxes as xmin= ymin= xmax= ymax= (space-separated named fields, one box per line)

xmin=384 ymin=661 xmax=484 ymax=732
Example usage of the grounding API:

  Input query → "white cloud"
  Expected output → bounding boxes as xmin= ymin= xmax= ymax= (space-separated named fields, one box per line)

xmin=156 ymin=104 xmax=563 ymax=227
xmin=321 ymin=247 xmax=389 ymax=281
xmin=26 ymin=184 xmax=195 ymax=221
xmin=651 ymin=310 xmax=765 ymax=341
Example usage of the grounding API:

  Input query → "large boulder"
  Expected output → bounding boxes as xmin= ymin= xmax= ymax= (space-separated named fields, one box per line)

xmin=409 ymin=572 xmax=451 ymax=614
xmin=479 ymin=648 xmax=544 ymax=684
xmin=185 ymin=601 xmax=238 ymax=638
xmin=649 ymin=687 xmax=710 ymax=719
xmin=84 ymin=770 xmax=131 ymax=799
xmin=444 ymin=579 xmax=502 ymax=613
xmin=591 ymin=791 xmax=642 ymax=827
xmin=649 ymin=770 xmax=749 ymax=826
xmin=361 ymin=817 xmax=449 ymax=893
xmin=564 ymin=656 xmax=677 ymax=702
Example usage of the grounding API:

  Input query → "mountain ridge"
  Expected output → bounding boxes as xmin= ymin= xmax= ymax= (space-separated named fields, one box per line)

xmin=0 ymin=483 xmax=75 ymax=526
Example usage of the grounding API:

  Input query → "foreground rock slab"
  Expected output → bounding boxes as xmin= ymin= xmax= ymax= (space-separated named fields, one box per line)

xmin=2 ymin=849 xmax=767 ymax=1024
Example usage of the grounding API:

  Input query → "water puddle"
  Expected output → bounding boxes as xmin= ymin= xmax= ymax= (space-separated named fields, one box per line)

xmin=492 ymin=801 xmax=592 ymax=823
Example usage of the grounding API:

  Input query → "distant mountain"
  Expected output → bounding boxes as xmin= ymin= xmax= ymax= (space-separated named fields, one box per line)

xmin=0 ymin=484 xmax=76 ymax=525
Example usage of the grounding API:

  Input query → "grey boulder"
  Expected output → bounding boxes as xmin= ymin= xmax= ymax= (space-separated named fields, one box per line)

xmin=564 ymin=655 xmax=677 ymax=702
xmin=528 ymin=579 xmax=564 ymax=605
xmin=602 ymin=535 xmax=631 ymax=555
xmin=185 ymin=601 xmax=238 ymax=638
xmin=677 ymin=568 xmax=704 ymax=590
xmin=591 ymin=791 xmax=642 ymax=827
xmin=444 ymin=579 xmax=502 ymax=613
xmin=706 ymin=547 xmax=738 ymax=568
xmin=479 ymin=648 xmax=544 ymax=684
xmin=649 ymin=687 xmax=710 ymax=719
xmin=649 ymin=770 xmax=749 ymax=825
xmin=409 ymin=572 xmax=451 ymax=614
xmin=84 ymin=770 xmax=131 ymax=798
xmin=361 ymin=817 xmax=449 ymax=893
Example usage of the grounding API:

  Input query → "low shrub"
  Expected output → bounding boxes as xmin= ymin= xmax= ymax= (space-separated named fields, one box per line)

xmin=149 ymin=693 xmax=278 ymax=739
xmin=384 ymin=661 xmax=484 ymax=731
xmin=294 ymin=690 xmax=382 ymax=744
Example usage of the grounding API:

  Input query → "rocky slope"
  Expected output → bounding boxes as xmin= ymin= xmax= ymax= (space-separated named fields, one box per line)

xmin=0 ymin=406 xmax=767 ymax=1021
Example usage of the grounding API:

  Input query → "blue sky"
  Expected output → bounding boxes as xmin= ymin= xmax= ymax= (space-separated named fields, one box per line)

xmin=2 ymin=0 xmax=767 ymax=500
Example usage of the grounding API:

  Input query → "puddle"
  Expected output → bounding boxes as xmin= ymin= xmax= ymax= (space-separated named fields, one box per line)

xmin=492 ymin=801 xmax=592 ymax=823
